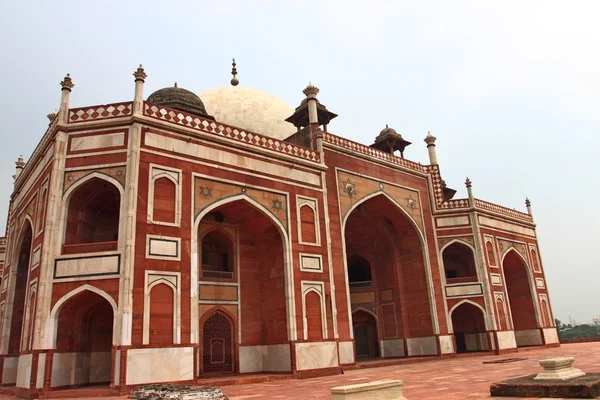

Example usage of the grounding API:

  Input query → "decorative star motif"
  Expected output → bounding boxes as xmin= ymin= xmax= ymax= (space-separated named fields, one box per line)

xmin=406 ymin=195 xmax=416 ymax=211
xmin=241 ymin=187 xmax=246 ymax=193
xmin=199 ymin=185 xmax=212 ymax=199
xmin=116 ymin=169 xmax=124 ymax=177
xmin=272 ymin=198 xmax=282 ymax=212
xmin=343 ymin=179 xmax=356 ymax=197
xmin=379 ymin=182 xmax=384 ymax=190
xmin=66 ymin=175 xmax=74 ymax=182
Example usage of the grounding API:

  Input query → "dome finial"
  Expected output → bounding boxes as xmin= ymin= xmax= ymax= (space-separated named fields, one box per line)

xmin=174 ymin=81 xmax=178 ymax=88
xmin=230 ymin=58 xmax=239 ymax=86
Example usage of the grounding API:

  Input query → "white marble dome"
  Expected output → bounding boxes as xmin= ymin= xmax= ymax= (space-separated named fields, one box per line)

xmin=199 ymin=86 xmax=296 ymax=140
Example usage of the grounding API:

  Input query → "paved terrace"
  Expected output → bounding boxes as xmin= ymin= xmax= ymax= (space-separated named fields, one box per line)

xmin=1 ymin=343 xmax=599 ymax=400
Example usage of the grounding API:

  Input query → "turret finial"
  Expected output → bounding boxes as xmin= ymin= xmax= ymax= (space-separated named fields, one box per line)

xmin=230 ymin=58 xmax=239 ymax=86
xmin=303 ymin=82 xmax=319 ymax=98
xmin=60 ymin=73 xmax=74 ymax=91
xmin=133 ymin=64 xmax=147 ymax=82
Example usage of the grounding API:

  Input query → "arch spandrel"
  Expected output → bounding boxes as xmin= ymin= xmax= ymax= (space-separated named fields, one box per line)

xmin=497 ymin=239 xmax=528 ymax=262
xmin=194 ymin=177 xmax=288 ymax=232
xmin=337 ymin=171 xmax=424 ymax=233
xmin=438 ymin=236 xmax=474 ymax=249
xmin=63 ymin=167 xmax=126 ymax=193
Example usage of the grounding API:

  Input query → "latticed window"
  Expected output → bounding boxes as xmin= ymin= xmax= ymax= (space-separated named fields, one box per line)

xmin=202 ymin=312 xmax=233 ymax=374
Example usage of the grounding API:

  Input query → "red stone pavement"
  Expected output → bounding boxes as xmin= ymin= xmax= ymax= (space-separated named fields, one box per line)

xmin=1 ymin=343 xmax=599 ymax=399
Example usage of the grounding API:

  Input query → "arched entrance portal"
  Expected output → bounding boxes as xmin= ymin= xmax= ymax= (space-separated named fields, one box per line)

xmin=197 ymin=197 xmax=289 ymax=376
xmin=503 ymin=250 xmax=541 ymax=347
xmin=352 ymin=310 xmax=379 ymax=358
xmin=7 ymin=220 xmax=33 ymax=356
xmin=54 ymin=290 xmax=114 ymax=387
xmin=344 ymin=194 xmax=432 ymax=358
xmin=201 ymin=312 xmax=234 ymax=374
xmin=451 ymin=302 xmax=488 ymax=353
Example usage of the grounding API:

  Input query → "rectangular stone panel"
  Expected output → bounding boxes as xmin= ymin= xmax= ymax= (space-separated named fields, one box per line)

xmin=126 ymin=347 xmax=194 ymax=385
xmin=300 ymin=254 xmax=322 ymax=272
xmin=54 ymin=254 xmax=120 ymax=279
xmin=199 ymin=284 xmax=238 ymax=301
xmin=295 ymin=341 xmax=338 ymax=371
xmin=445 ymin=283 xmax=483 ymax=297
xmin=145 ymin=131 xmax=320 ymax=185
xmin=380 ymin=289 xmax=393 ymax=302
xmin=147 ymin=235 xmax=180 ymax=259
xmin=535 ymin=278 xmax=545 ymax=288
xmin=436 ymin=216 xmax=469 ymax=227
xmin=31 ymin=246 xmax=41 ymax=269
xmin=490 ymin=273 xmax=502 ymax=286
xmin=350 ymin=291 xmax=375 ymax=304
xmin=478 ymin=215 xmax=536 ymax=237
xmin=70 ymin=132 xmax=125 ymax=152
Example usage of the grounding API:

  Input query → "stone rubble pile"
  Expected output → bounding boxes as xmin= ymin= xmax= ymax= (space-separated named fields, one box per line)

xmin=129 ymin=384 xmax=228 ymax=400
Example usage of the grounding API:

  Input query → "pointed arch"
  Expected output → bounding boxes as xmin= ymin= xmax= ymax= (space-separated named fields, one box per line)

xmin=58 ymin=172 xmax=125 ymax=252
xmin=191 ymin=193 xmax=295 ymax=343
xmin=449 ymin=299 xmax=487 ymax=317
xmin=341 ymin=191 xmax=438 ymax=338
xmin=342 ymin=191 xmax=424 ymax=241
xmin=47 ymin=285 xmax=117 ymax=348
xmin=63 ymin=172 xmax=125 ymax=200
xmin=352 ymin=307 xmax=379 ymax=321
xmin=501 ymin=248 xmax=541 ymax=335
xmin=449 ymin=300 xmax=488 ymax=352
xmin=1 ymin=215 xmax=34 ymax=355
xmin=440 ymin=239 xmax=478 ymax=280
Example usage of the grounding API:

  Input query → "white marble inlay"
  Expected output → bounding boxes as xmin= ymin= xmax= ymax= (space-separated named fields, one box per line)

xmin=490 ymin=273 xmax=502 ymax=286
xmin=70 ymin=132 xmax=125 ymax=152
xmin=31 ymin=246 xmax=41 ymax=270
xmin=406 ymin=336 xmax=438 ymax=356
xmin=445 ymin=283 xmax=483 ymax=297
xmin=438 ymin=335 xmax=454 ymax=354
xmin=147 ymin=236 xmax=180 ymax=258
xmin=380 ymin=339 xmax=405 ymax=358
xmin=51 ymin=352 xmax=94 ymax=387
xmin=515 ymin=329 xmax=543 ymax=347
xmin=300 ymin=254 xmax=322 ymax=272
xmin=338 ymin=341 xmax=354 ymax=365
xmin=54 ymin=254 xmax=119 ymax=279
xmin=239 ymin=344 xmax=291 ymax=373
xmin=2 ymin=356 xmax=18 ymax=385
xmin=478 ymin=215 xmax=536 ymax=237
xmin=542 ymin=328 xmax=559 ymax=344
xmin=295 ymin=341 xmax=339 ymax=371
xmin=36 ymin=353 xmax=45 ymax=388
xmin=496 ymin=330 xmax=517 ymax=349
xmin=535 ymin=278 xmax=545 ymax=288
xmin=16 ymin=354 xmax=32 ymax=389
xmin=144 ymin=131 xmax=320 ymax=185
xmin=436 ymin=216 xmax=469 ymax=227
xmin=126 ymin=347 xmax=194 ymax=385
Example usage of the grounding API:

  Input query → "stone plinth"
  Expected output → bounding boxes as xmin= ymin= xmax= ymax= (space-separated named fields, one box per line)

xmin=534 ymin=357 xmax=586 ymax=380
xmin=331 ymin=380 xmax=407 ymax=400
xmin=129 ymin=384 xmax=228 ymax=400
xmin=490 ymin=373 xmax=600 ymax=398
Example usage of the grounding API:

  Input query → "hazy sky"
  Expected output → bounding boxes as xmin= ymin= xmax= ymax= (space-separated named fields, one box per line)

xmin=1 ymin=1 xmax=598 ymax=324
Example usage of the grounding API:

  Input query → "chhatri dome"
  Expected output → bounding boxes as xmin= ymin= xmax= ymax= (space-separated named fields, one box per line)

xmin=199 ymin=59 xmax=295 ymax=140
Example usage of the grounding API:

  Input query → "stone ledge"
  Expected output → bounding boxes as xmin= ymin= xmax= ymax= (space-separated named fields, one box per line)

xmin=490 ymin=373 xmax=600 ymax=398
xmin=331 ymin=379 xmax=407 ymax=399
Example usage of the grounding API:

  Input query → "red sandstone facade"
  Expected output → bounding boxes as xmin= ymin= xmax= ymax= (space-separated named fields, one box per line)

xmin=0 ymin=67 xmax=558 ymax=398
